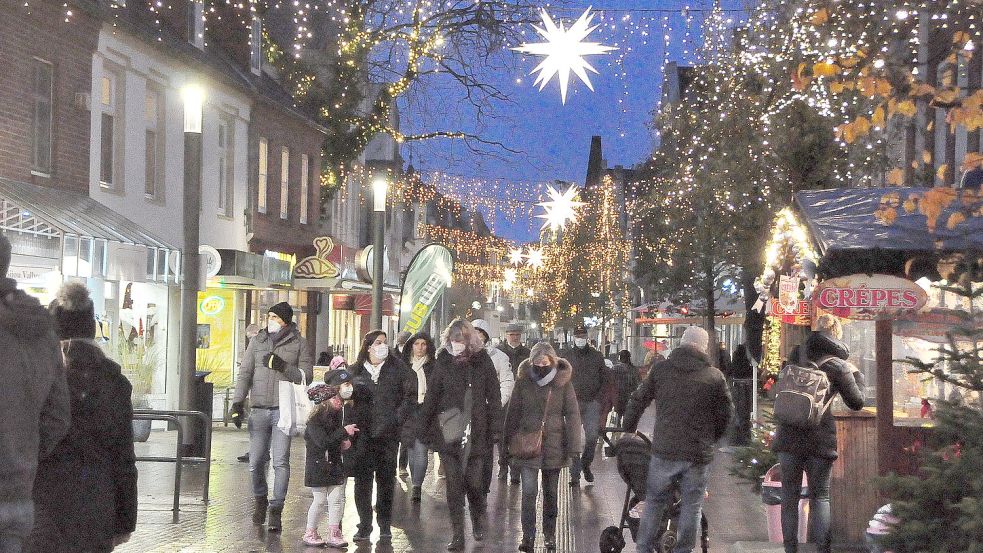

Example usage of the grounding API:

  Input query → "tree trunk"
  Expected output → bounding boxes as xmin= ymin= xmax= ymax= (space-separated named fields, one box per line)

xmin=705 ymin=271 xmax=718 ymax=364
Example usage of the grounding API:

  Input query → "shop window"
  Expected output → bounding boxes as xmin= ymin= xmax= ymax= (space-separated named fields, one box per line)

xmin=62 ymin=235 xmax=79 ymax=276
xmin=280 ymin=146 xmax=289 ymax=219
xmin=250 ymin=17 xmax=263 ymax=75
xmin=31 ymin=59 xmax=53 ymax=175
xmin=300 ymin=154 xmax=309 ymax=224
xmin=145 ymin=88 xmax=164 ymax=201
xmin=99 ymin=69 xmax=123 ymax=191
xmin=257 ymin=137 xmax=268 ymax=213
xmin=217 ymin=117 xmax=234 ymax=216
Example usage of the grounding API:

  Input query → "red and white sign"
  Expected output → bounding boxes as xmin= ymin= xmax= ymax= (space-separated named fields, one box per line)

xmin=770 ymin=298 xmax=812 ymax=326
xmin=778 ymin=275 xmax=799 ymax=314
xmin=813 ymin=274 xmax=928 ymax=320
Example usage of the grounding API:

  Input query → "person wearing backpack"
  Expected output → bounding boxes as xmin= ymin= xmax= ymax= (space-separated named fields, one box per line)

xmin=771 ymin=314 xmax=865 ymax=553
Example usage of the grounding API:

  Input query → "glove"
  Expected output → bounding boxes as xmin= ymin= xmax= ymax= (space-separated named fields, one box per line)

xmin=230 ymin=402 xmax=245 ymax=429
xmin=263 ymin=353 xmax=286 ymax=372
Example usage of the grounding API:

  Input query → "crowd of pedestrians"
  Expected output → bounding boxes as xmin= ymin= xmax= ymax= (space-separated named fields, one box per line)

xmin=0 ymin=229 xmax=868 ymax=553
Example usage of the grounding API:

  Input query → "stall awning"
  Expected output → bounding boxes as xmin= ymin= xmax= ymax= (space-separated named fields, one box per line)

xmin=0 ymin=178 xmax=179 ymax=283
xmin=794 ymin=187 xmax=983 ymax=278
xmin=0 ymin=178 xmax=177 ymax=250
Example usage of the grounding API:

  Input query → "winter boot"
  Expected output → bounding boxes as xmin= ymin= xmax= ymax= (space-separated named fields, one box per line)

xmin=472 ymin=512 xmax=486 ymax=542
xmin=447 ymin=525 xmax=466 ymax=551
xmin=325 ymin=525 xmax=348 ymax=548
xmin=267 ymin=505 xmax=283 ymax=532
xmin=253 ymin=496 xmax=269 ymax=525
xmin=303 ymin=528 xmax=326 ymax=546
xmin=518 ymin=537 xmax=534 ymax=552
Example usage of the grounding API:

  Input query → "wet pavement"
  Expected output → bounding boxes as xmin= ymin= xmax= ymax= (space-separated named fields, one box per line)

xmin=117 ymin=410 xmax=768 ymax=553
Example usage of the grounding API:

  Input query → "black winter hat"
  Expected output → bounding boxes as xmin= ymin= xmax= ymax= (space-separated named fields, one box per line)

xmin=268 ymin=301 xmax=293 ymax=325
xmin=325 ymin=369 xmax=353 ymax=386
xmin=49 ymin=282 xmax=96 ymax=340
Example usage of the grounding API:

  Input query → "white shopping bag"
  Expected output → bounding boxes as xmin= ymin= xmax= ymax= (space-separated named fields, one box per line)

xmin=277 ymin=371 xmax=312 ymax=437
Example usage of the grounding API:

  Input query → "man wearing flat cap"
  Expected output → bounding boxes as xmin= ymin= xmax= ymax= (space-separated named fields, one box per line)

xmin=496 ymin=323 xmax=531 ymax=483
xmin=232 ymin=301 xmax=314 ymax=532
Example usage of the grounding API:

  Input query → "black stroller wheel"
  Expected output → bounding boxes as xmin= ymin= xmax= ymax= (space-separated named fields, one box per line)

xmin=657 ymin=518 xmax=677 ymax=553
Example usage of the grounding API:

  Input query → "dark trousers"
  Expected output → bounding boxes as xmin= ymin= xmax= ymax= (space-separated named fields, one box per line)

xmin=439 ymin=451 xmax=487 ymax=532
xmin=730 ymin=379 xmax=753 ymax=446
xmin=520 ymin=466 xmax=560 ymax=540
xmin=398 ymin=442 xmax=409 ymax=471
xmin=353 ymin=438 xmax=398 ymax=533
xmin=499 ymin=402 xmax=512 ymax=472
xmin=776 ymin=452 xmax=833 ymax=553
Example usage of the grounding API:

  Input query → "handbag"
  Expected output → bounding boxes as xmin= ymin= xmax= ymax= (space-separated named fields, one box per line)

xmin=509 ymin=388 xmax=552 ymax=460
xmin=438 ymin=386 xmax=473 ymax=446
xmin=277 ymin=369 xmax=313 ymax=437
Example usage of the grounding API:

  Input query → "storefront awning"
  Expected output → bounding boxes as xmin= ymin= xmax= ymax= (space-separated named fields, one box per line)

xmin=794 ymin=187 xmax=983 ymax=278
xmin=0 ymin=178 xmax=179 ymax=284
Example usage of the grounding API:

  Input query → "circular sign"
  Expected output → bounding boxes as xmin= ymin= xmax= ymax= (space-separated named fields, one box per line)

xmin=199 ymin=245 xmax=222 ymax=278
xmin=199 ymin=294 xmax=226 ymax=316
xmin=355 ymin=245 xmax=390 ymax=284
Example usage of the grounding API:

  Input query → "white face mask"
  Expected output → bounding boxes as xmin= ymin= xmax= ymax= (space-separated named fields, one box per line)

xmin=574 ymin=338 xmax=587 ymax=348
xmin=267 ymin=320 xmax=282 ymax=334
xmin=339 ymin=383 xmax=353 ymax=400
xmin=371 ymin=343 xmax=389 ymax=360
xmin=449 ymin=342 xmax=466 ymax=356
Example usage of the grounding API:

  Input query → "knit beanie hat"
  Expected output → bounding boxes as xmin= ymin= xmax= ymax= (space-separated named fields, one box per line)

xmin=268 ymin=301 xmax=293 ymax=325
xmin=329 ymin=355 xmax=347 ymax=371
xmin=307 ymin=383 xmax=339 ymax=405
xmin=0 ymin=233 xmax=10 ymax=278
xmin=49 ymin=282 xmax=97 ymax=340
xmin=680 ymin=326 xmax=710 ymax=354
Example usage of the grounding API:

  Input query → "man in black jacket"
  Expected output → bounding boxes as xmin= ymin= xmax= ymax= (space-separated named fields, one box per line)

xmin=562 ymin=326 xmax=605 ymax=486
xmin=622 ymin=326 xmax=733 ymax=553
xmin=496 ymin=323 xmax=530 ymax=483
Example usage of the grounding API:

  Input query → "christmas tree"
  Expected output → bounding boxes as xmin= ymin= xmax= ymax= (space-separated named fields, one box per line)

xmin=729 ymin=418 xmax=778 ymax=493
xmin=880 ymin=257 xmax=983 ymax=552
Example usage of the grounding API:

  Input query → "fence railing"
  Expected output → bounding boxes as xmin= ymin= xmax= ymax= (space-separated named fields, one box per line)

xmin=132 ymin=409 xmax=211 ymax=522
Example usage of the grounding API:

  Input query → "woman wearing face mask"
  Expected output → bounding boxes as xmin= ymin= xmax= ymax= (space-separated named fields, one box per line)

xmin=399 ymin=332 xmax=437 ymax=502
xmin=419 ymin=319 xmax=503 ymax=551
xmin=348 ymin=330 xmax=413 ymax=543
xmin=505 ymin=342 xmax=583 ymax=552
xmin=230 ymin=302 xmax=314 ymax=531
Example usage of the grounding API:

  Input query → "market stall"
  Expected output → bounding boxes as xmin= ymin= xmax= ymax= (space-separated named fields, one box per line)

xmin=753 ymin=186 xmax=982 ymax=544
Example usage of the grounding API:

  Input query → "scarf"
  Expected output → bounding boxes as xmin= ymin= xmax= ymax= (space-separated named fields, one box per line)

xmin=534 ymin=366 xmax=557 ymax=387
xmin=270 ymin=323 xmax=294 ymax=345
xmin=411 ymin=356 xmax=429 ymax=402
xmin=363 ymin=360 xmax=383 ymax=384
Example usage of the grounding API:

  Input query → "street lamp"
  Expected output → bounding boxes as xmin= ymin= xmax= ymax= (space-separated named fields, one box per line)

xmin=179 ymin=84 xmax=204 ymax=415
xmin=370 ymin=175 xmax=388 ymax=329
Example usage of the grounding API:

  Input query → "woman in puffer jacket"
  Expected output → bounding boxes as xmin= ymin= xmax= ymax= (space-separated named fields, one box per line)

xmin=504 ymin=342 xmax=583 ymax=552
xmin=771 ymin=314 xmax=865 ymax=553
xmin=399 ymin=332 xmax=436 ymax=502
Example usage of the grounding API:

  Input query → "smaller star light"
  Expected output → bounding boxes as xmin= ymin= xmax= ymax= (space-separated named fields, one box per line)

xmin=512 ymin=7 xmax=617 ymax=103
xmin=526 ymin=247 xmax=545 ymax=269
xmin=537 ymin=184 xmax=585 ymax=232
xmin=503 ymin=267 xmax=518 ymax=284
xmin=507 ymin=248 xmax=525 ymax=266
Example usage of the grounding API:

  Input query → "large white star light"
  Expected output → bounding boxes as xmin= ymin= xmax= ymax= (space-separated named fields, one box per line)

xmin=537 ymin=184 xmax=585 ymax=232
xmin=507 ymin=248 xmax=525 ymax=266
xmin=512 ymin=7 xmax=616 ymax=104
xmin=526 ymin=247 xmax=545 ymax=269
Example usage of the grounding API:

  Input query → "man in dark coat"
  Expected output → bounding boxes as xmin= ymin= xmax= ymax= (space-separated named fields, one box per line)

xmin=496 ymin=323 xmax=530 ymax=483
xmin=561 ymin=325 xmax=605 ymax=486
xmin=28 ymin=282 xmax=137 ymax=552
xmin=623 ymin=326 xmax=733 ymax=553
xmin=0 ymin=234 xmax=70 ymax=553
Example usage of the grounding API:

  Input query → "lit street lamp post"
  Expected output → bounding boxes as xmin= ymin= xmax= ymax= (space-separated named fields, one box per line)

xmin=179 ymin=85 xmax=204 ymax=414
xmin=370 ymin=176 xmax=388 ymax=330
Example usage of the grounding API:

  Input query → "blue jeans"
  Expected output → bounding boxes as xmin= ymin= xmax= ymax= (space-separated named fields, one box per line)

xmin=0 ymin=500 xmax=33 ymax=553
xmin=520 ymin=466 xmax=560 ymax=540
xmin=249 ymin=408 xmax=292 ymax=508
xmin=776 ymin=453 xmax=833 ymax=553
xmin=570 ymin=400 xmax=600 ymax=482
xmin=636 ymin=456 xmax=711 ymax=553
xmin=408 ymin=439 xmax=429 ymax=487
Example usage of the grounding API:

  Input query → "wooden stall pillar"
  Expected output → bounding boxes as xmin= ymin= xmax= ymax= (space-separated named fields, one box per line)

xmin=875 ymin=318 xmax=896 ymax=476
xmin=831 ymin=412 xmax=879 ymax=545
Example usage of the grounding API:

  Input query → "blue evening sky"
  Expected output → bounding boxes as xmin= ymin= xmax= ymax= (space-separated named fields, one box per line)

xmin=401 ymin=1 xmax=746 ymax=242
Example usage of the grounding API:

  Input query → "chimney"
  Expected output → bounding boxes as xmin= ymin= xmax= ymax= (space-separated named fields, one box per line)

xmin=585 ymin=135 xmax=604 ymax=188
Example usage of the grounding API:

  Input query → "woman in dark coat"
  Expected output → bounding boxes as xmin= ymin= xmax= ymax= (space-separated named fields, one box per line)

xmin=505 ymin=342 xmax=583 ymax=552
xmin=348 ymin=330 xmax=412 ymax=543
xmin=772 ymin=314 xmax=865 ymax=553
xmin=419 ymin=319 xmax=502 ymax=551
xmin=399 ymin=332 xmax=436 ymax=501
xmin=28 ymin=282 xmax=137 ymax=552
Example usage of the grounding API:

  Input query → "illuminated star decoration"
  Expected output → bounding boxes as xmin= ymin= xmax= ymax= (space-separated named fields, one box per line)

xmin=512 ymin=7 xmax=617 ymax=104
xmin=507 ymin=248 xmax=525 ymax=266
xmin=537 ymin=184 xmax=585 ymax=232
xmin=526 ymin=247 xmax=545 ymax=269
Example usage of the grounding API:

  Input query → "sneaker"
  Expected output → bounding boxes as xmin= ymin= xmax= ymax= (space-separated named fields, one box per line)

xmin=303 ymin=529 xmax=326 ymax=547
xmin=518 ymin=537 xmax=534 ymax=552
xmin=583 ymin=467 xmax=595 ymax=485
xmin=325 ymin=525 xmax=348 ymax=548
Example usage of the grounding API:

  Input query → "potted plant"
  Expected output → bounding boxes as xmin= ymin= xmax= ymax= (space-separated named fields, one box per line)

xmin=110 ymin=335 xmax=159 ymax=442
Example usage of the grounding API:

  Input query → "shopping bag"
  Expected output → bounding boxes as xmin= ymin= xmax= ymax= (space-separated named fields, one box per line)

xmin=277 ymin=371 xmax=312 ymax=437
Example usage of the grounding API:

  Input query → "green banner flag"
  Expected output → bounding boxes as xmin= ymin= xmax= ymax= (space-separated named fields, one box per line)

xmin=398 ymin=244 xmax=453 ymax=335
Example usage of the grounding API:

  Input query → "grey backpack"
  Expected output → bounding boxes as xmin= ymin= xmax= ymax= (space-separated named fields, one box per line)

xmin=773 ymin=355 xmax=837 ymax=427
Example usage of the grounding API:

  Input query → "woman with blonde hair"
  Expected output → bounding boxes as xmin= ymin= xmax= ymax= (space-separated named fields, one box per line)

xmin=419 ymin=319 xmax=502 ymax=551
xmin=504 ymin=342 xmax=582 ymax=551
xmin=772 ymin=313 xmax=865 ymax=553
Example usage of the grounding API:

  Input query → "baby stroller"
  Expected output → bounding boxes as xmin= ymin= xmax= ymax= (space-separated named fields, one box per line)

xmin=600 ymin=432 xmax=709 ymax=553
